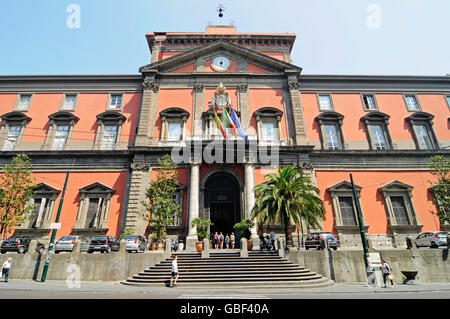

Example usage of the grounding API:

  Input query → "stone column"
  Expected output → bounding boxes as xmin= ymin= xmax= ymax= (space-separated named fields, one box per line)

xmin=135 ymin=77 xmax=160 ymax=146
xmin=286 ymin=77 xmax=308 ymax=146
xmin=245 ymin=159 xmax=259 ymax=248
xmin=186 ymin=161 xmax=201 ymax=250
xmin=192 ymin=84 xmax=205 ymax=139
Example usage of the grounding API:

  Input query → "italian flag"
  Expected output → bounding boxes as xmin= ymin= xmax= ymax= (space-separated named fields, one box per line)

xmin=221 ymin=106 xmax=239 ymax=135
xmin=213 ymin=108 xmax=227 ymax=139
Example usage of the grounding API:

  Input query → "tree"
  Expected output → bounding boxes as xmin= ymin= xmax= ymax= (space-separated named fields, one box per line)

xmin=429 ymin=155 xmax=450 ymax=224
xmin=142 ymin=154 xmax=181 ymax=243
xmin=0 ymin=154 xmax=36 ymax=238
xmin=250 ymin=165 xmax=326 ymax=247
xmin=191 ymin=217 xmax=213 ymax=241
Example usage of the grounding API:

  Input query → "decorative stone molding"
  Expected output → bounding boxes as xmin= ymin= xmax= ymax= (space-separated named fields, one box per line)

xmin=298 ymin=161 xmax=314 ymax=171
xmin=131 ymin=162 xmax=150 ymax=172
xmin=142 ymin=79 xmax=160 ymax=92
xmin=193 ymin=83 xmax=205 ymax=93
xmin=288 ymin=80 xmax=300 ymax=90
xmin=238 ymin=84 xmax=248 ymax=93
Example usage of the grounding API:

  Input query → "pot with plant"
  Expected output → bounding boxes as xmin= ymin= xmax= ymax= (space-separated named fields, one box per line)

xmin=191 ymin=217 xmax=213 ymax=252
xmin=234 ymin=219 xmax=254 ymax=250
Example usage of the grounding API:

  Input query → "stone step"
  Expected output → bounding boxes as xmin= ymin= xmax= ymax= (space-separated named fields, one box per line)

xmin=134 ymin=272 xmax=317 ymax=280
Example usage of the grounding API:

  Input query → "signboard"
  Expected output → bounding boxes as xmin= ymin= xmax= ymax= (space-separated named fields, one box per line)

xmin=50 ymin=222 xmax=62 ymax=230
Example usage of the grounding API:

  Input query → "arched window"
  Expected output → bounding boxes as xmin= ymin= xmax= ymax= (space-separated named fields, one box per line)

xmin=361 ymin=112 xmax=393 ymax=150
xmin=0 ymin=112 xmax=32 ymax=151
xmin=406 ymin=112 xmax=439 ymax=150
xmin=254 ymin=107 xmax=283 ymax=144
xmin=43 ymin=111 xmax=79 ymax=151
xmin=94 ymin=111 xmax=127 ymax=150
xmin=315 ymin=112 xmax=345 ymax=150
xmin=159 ymin=108 xmax=189 ymax=143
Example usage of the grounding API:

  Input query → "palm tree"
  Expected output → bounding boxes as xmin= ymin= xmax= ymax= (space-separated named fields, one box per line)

xmin=250 ymin=165 xmax=326 ymax=247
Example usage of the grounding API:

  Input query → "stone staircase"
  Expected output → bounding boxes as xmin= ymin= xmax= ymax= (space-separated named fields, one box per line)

xmin=121 ymin=250 xmax=334 ymax=288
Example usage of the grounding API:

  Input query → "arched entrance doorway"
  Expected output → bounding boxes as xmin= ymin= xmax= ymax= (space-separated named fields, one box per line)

xmin=203 ymin=171 xmax=242 ymax=245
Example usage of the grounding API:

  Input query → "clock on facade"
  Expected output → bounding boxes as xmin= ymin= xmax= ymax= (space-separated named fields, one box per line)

xmin=211 ymin=56 xmax=231 ymax=72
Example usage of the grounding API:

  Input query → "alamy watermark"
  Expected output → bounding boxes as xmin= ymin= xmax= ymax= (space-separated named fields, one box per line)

xmin=66 ymin=4 xmax=81 ymax=29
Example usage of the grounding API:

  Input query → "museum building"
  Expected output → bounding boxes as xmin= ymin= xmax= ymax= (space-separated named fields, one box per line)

xmin=0 ymin=25 xmax=449 ymax=250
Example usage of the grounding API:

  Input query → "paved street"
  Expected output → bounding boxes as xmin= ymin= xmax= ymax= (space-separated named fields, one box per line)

xmin=0 ymin=279 xmax=449 ymax=299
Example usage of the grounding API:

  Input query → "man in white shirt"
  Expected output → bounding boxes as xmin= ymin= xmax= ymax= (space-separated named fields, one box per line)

xmin=170 ymin=256 xmax=179 ymax=288
xmin=1 ymin=258 xmax=12 ymax=282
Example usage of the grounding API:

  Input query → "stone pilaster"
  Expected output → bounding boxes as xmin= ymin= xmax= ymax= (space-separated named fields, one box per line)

xmin=245 ymin=158 xmax=259 ymax=248
xmin=186 ymin=161 xmax=201 ymax=250
xmin=286 ymin=78 xmax=308 ymax=146
xmin=125 ymin=162 xmax=152 ymax=235
xmin=238 ymin=84 xmax=250 ymax=128
xmin=192 ymin=84 xmax=205 ymax=138
xmin=135 ymin=78 xmax=160 ymax=146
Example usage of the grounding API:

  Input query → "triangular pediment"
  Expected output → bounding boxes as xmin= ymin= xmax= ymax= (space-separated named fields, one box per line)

xmin=327 ymin=180 xmax=362 ymax=192
xmin=379 ymin=180 xmax=413 ymax=191
xmin=33 ymin=182 xmax=60 ymax=194
xmin=139 ymin=40 xmax=302 ymax=75
xmin=79 ymin=182 xmax=115 ymax=194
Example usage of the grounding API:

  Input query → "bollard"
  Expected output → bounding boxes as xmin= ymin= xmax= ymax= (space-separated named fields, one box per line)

xmin=119 ymin=239 xmax=127 ymax=253
xmin=201 ymin=238 xmax=210 ymax=258
xmin=240 ymin=238 xmax=248 ymax=257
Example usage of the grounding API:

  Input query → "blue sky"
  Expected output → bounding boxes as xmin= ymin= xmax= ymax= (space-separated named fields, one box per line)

xmin=0 ymin=0 xmax=449 ymax=76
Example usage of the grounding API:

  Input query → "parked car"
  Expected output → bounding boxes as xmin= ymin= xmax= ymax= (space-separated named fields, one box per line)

xmin=124 ymin=235 xmax=147 ymax=253
xmin=87 ymin=236 xmax=120 ymax=253
xmin=414 ymin=231 xmax=448 ymax=248
xmin=1 ymin=237 xmax=31 ymax=254
xmin=55 ymin=236 xmax=80 ymax=253
xmin=304 ymin=232 xmax=339 ymax=250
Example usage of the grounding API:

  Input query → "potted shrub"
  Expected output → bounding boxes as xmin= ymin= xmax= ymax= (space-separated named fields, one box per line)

xmin=234 ymin=219 xmax=254 ymax=250
xmin=191 ymin=217 xmax=213 ymax=252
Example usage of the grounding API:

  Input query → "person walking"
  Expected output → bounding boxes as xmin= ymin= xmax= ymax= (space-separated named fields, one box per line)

xmin=225 ymin=234 xmax=230 ymax=249
xmin=230 ymin=232 xmax=235 ymax=249
xmin=1 ymin=258 xmax=12 ymax=282
xmin=219 ymin=232 xmax=224 ymax=249
xmin=213 ymin=232 xmax=219 ymax=249
xmin=270 ymin=230 xmax=276 ymax=251
xmin=381 ymin=259 xmax=394 ymax=288
xmin=170 ymin=256 xmax=179 ymax=288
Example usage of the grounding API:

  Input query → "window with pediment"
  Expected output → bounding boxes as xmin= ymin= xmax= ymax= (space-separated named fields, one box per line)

xmin=159 ymin=108 xmax=189 ymax=143
xmin=406 ymin=112 xmax=439 ymax=150
xmin=362 ymin=112 xmax=393 ymax=150
xmin=15 ymin=183 xmax=60 ymax=236
xmin=73 ymin=182 xmax=115 ymax=234
xmin=168 ymin=183 xmax=186 ymax=229
xmin=94 ymin=111 xmax=126 ymax=150
xmin=316 ymin=112 xmax=345 ymax=150
xmin=327 ymin=181 xmax=368 ymax=234
xmin=254 ymin=107 xmax=283 ymax=144
xmin=42 ymin=111 xmax=79 ymax=151
xmin=379 ymin=181 xmax=422 ymax=233
xmin=0 ymin=112 xmax=31 ymax=151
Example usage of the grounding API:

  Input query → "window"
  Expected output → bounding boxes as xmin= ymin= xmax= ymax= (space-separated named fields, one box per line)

xmin=368 ymin=124 xmax=388 ymax=150
xmin=327 ymin=181 xmax=368 ymax=235
xmin=73 ymin=182 xmax=115 ymax=234
xmin=43 ymin=112 xmax=79 ymax=151
xmin=362 ymin=112 xmax=393 ymax=150
xmin=16 ymin=183 xmax=60 ymax=232
xmin=446 ymin=95 xmax=450 ymax=108
xmin=406 ymin=112 xmax=439 ymax=150
xmin=108 ymin=94 xmax=123 ymax=110
xmin=159 ymin=108 xmax=189 ymax=143
xmin=323 ymin=124 xmax=341 ymax=150
xmin=362 ymin=94 xmax=378 ymax=110
xmin=379 ymin=180 xmax=422 ymax=233
xmin=316 ymin=112 xmax=345 ymax=150
xmin=254 ymin=107 xmax=283 ymax=144
xmin=404 ymin=94 xmax=421 ymax=111
xmin=0 ymin=112 xmax=31 ymax=152
xmin=261 ymin=121 xmax=278 ymax=141
xmin=3 ymin=125 xmax=22 ymax=151
xmin=62 ymin=94 xmax=77 ymax=110
xmin=318 ymin=94 xmax=333 ymax=111
xmin=16 ymin=94 xmax=32 ymax=111
xmin=95 ymin=111 xmax=126 ymax=150
xmin=101 ymin=125 xmax=118 ymax=150
xmin=52 ymin=125 xmax=69 ymax=150
xmin=169 ymin=183 xmax=186 ymax=228
xmin=167 ymin=122 xmax=183 ymax=141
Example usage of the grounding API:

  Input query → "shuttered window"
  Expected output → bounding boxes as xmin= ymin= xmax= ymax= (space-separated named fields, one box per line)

xmin=338 ymin=196 xmax=357 ymax=226
xmin=390 ymin=196 xmax=410 ymax=225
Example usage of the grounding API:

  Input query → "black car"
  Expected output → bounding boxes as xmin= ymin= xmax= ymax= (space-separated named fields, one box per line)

xmin=87 ymin=236 xmax=120 ymax=253
xmin=1 ymin=237 xmax=31 ymax=254
xmin=304 ymin=232 xmax=339 ymax=250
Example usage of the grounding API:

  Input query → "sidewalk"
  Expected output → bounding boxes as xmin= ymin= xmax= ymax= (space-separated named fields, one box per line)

xmin=0 ymin=279 xmax=449 ymax=297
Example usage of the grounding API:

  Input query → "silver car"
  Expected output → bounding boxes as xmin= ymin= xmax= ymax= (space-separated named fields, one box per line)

xmin=415 ymin=231 xmax=448 ymax=248
xmin=55 ymin=236 xmax=79 ymax=253
xmin=124 ymin=235 xmax=147 ymax=253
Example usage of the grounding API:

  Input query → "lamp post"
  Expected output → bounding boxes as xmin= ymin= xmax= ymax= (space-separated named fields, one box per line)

xmin=41 ymin=170 xmax=70 ymax=283
xmin=349 ymin=174 xmax=370 ymax=269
